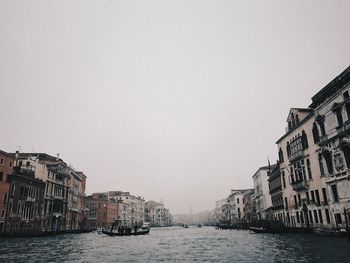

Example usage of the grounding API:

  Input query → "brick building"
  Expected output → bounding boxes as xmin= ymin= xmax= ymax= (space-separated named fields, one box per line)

xmin=0 ymin=150 xmax=15 ymax=232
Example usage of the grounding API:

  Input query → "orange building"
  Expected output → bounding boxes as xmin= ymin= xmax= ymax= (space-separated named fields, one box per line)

xmin=0 ymin=150 xmax=15 ymax=232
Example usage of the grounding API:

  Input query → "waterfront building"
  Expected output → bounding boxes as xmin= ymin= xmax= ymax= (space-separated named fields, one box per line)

xmin=227 ymin=189 xmax=250 ymax=224
xmin=4 ymin=165 xmax=45 ymax=235
xmin=308 ymin=66 xmax=350 ymax=229
xmin=0 ymin=150 xmax=15 ymax=232
xmin=66 ymin=169 xmax=86 ymax=230
xmin=108 ymin=191 xmax=145 ymax=226
xmin=252 ymin=166 xmax=274 ymax=220
xmin=242 ymin=189 xmax=255 ymax=223
xmin=15 ymin=153 xmax=81 ymax=231
xmin=267 ymin=163 xmax=284 ymax=221
xmin=276 ymin=107 xmax=331 ymax=229
xmin=145 ymin=200 xmax=172 ymax=226
xmin=84 ymin=193 xmax=119 ymax=229
xmin=220 ymin=199 xmax=231 ymax=223
xmin=213 ymin=198 xmax=226 ymax=223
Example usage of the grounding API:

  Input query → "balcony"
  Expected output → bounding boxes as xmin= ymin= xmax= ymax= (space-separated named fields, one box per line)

xmin=26 ymin=197 xmax=36 ymax=202
xmin=291 ymin=180 xmax=309 ymax=191
xmin=326 ymin=169 xmax=350 ymax=183
xmin=288 ymin=150 xmax=304 ymax=162
xmin=53 ymin=194 xmax=64 ymax=200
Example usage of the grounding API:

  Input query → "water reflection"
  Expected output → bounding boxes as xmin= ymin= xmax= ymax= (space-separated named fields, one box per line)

xmin=1 ymin=227 xmax=349 ymax=262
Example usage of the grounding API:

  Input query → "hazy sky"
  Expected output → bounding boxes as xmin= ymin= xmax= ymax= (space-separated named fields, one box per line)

xmin=1 ymin=0 xmax=350 ymax=214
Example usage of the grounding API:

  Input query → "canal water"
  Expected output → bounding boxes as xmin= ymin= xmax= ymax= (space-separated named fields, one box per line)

xmin=1 ymin=226 xmax=350 ymax=262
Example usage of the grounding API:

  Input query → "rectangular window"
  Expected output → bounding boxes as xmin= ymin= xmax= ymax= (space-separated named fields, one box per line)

xmin=294 ymin=195 xmax=297 ymax=208
xmin=306 ymin=192 xmax=310 ymax=203
xmin=0 ymin=172 xmax=3 ymax=182
xmin=346 ymin=103 xmax=350 ymax=121
xmin=300 ymin=212 xmax=304 ymax=224
xmin=3 ymin=193 xmax=7 ymax=204
xmin=335 ymin=109 xmax=343 ymax=127
xmin=298 ymin=194 xmax=301 ymax=205
xmin=335 ymin=213 xmax=342 ymax=224
xmin=325 ymin=209 xmax=331 ymax=224
xmin=322 ymin=188 xmax=328 ymax=205
xmin=1 ymin=210 xmax=4 ymax=218
xmin=237 ymin=198 xmax=239 ymax=204
xmin=308 ymin=210 xmax=313 ymax=224
xmin=315 ymin=190 xmax=321 ymax=205
xmin=331 ymin=185 xmax=339 ymax=202
xmin=311 ymin=191 xmax=315 ymax=203
xmin=0 ymin=159 xmax=3 ymax=165
xmin=313 ymin=210 xmax=319 ymax=223
xmin=296 ymin=211 xmax=300 ymax=224
xmin=284 ymin=197 xmax=288 ymax=209
xmin=282 ymin=174 xmax=286 ymax=188
xmin=318 ymin=210 xmax=323 ymax=224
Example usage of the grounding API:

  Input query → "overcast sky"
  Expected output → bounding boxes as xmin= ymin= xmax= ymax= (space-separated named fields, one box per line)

xmin=1 ymin=0 xmax=350 ymax=214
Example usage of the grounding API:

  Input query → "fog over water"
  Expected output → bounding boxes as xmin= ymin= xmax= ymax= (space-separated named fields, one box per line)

xmin=1 ymin=0 xmax=350 ymax=213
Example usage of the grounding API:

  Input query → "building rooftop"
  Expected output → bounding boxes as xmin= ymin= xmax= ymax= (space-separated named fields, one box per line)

xmin=0 ymin=149 xmax=16 ymax=159
xmin=309 ymin=66 xmax=350 ymax=109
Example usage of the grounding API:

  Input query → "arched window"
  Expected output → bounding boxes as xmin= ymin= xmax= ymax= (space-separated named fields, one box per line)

xmin=301 ymin=130 xmax=309 ymax=149
xmin=312 ymin=123 xmax=320 ymax=144
xmin=342 ymin=145 xmax=350 ymax=168
xmin=279 ymin=148 xmax=284 ymax=162
xmin=286 ymin=142 xmax=291 ymax=157
xmin=306 ymin=159 xmax=312 ymax=179
xmin=319 ymin=153 xmax=324 ymax=175
xmin=296 ymin=114 xmax=299 ymax=124
xmin=291 ymin=113 xmax=295 ymax=127
xmin=324 ymin=152 xmax=333 ymax=175
xmin=290 ymin=166 xmax=294 ymax=183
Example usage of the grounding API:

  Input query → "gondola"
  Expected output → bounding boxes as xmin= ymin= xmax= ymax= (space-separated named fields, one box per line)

xmin=102 ymin=228 xmax=150 ymax=236
xmin=249 ymin=226 xmax=268 ymax=233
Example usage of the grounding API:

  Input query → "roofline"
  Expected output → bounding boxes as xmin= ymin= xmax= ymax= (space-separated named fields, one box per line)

xmin=0 ymin=150 xmax=16 ymax=160
xmin=276 ymin=111 xmax=314 ymax=144
xmin=309 ymin=66 xmax=350 ymax=109
xmin=252 ymin=164 xmax=278 ymax=178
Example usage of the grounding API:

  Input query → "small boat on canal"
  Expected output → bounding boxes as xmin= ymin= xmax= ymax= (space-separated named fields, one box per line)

xmin=249 ymin=226 xmax=268 ymax=233
xmin=102 ymin=228 xmax=150 ymax=237
xmin=314 ymin=228 xmax=347 ymax=237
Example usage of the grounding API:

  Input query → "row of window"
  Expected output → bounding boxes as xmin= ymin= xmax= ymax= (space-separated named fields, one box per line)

xmin=0 ymin=158 xmax=12 ymax=167
xmin=295 ymin=209 xmax=329 ymax=225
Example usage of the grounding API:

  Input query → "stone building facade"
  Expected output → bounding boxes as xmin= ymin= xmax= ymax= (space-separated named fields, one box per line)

xmin=309 ymin=66 xmax=350 ymax=229
xmin=276 ymin=108 xmax=331 ymax=229
xmin=4 ymin=165 xmax=45 ymax=235
xmin=252 ymin=166 xmax=274 ymax=220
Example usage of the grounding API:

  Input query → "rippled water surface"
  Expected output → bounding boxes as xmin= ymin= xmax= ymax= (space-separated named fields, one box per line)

xmin=1 ymin=226 xmax=350 ymax=262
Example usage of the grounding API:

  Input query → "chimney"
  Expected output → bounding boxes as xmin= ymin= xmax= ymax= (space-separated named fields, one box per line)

xmin=56 ymin=153 xmax=60 ymax=160
xmin=15 ymin=151 xmax=19 ymax=166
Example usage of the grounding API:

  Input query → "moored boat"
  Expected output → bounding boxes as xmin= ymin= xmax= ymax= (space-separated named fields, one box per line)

xmin=249 ymin=226 xmax=268 ymax=233
xmin=314 ymin=228 xmax=347 ymax=237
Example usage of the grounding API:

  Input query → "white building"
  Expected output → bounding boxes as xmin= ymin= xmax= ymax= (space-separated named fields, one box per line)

xmin=227 ymin=189 xmax=248 ymax=223
xmin=253 ymin=166 xmax=273 ymax=220
xmin=145 ymin=200 xmax=172 ymax=226
xmin=107 ymin=191 xmax=145 ymax=226
xmin=276 ymin=108 xmax=330 ymax=229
